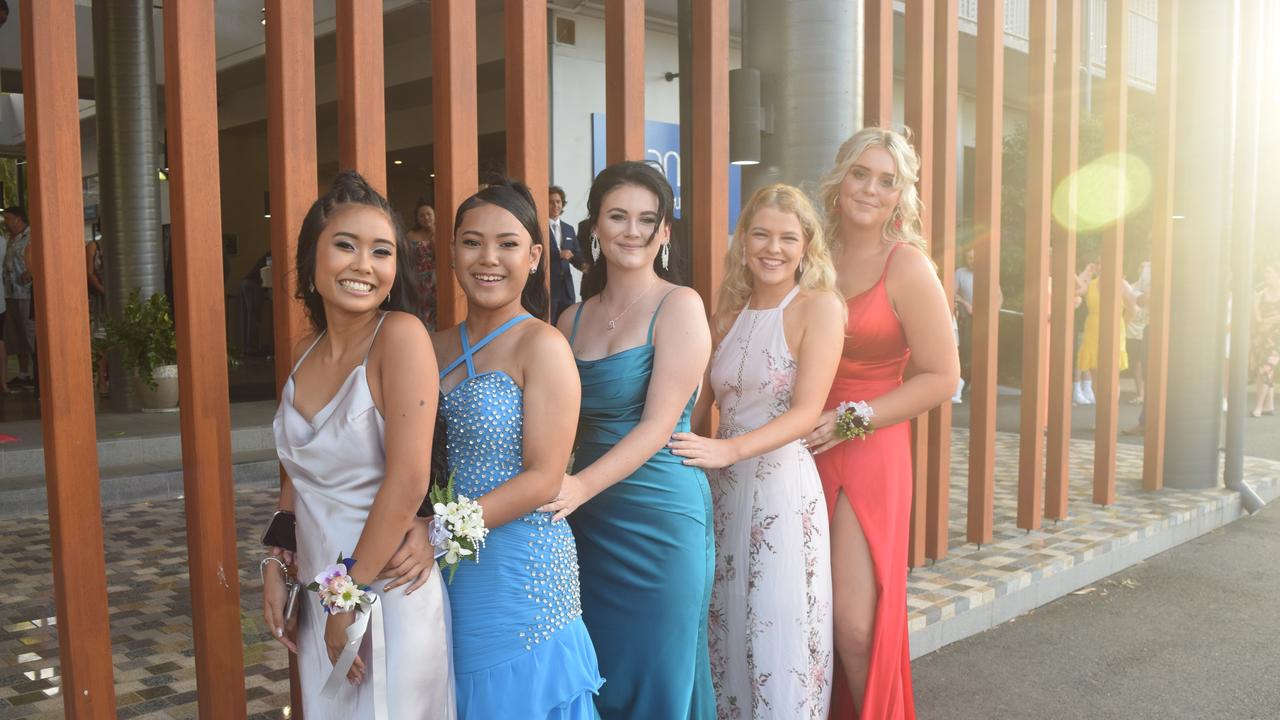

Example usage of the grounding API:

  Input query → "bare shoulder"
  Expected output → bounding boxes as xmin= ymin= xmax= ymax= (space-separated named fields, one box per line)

xmin=887 ymin=243 xmax=938 ymax=281
xmin=656 ymin=285 xmax=707 ymax=323
xmin=517 ymin=319 xmax=576 ymax=367
xmin=375 ymin=311 xmax=432 ymax=348
xmin=793 ymin=287 xmax=845 ymax=318
xmin=290 ymin=331 xmax=320 ymax=362
xmin=555 ymin=301 xmax=583 ymax=336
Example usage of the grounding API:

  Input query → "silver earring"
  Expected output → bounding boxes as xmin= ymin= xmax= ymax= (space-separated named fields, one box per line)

xmin=591 ymin=233 xmax=601 ymax=261
xmin=660 ymin=243 xmax=670 ymax=271
xmin=530 ymin=263 xmax=538 ymax=275
xmin=797 ymin=259 xmax=805 ymax=275
xmin=308 ymin=281 xmax=315 ymax=293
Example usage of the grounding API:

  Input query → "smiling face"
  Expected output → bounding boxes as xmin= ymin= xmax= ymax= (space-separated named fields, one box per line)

xmin=743 ymin=205 xmax=806 ymax=290
xmin=453 ymin=202 xmax=544 ymax=311
xmin=312 ymin=204 xmax=398 ymax=317
xmin=836 ymin=145 xmax=901 ymax=232
xmin=549 ymin=191 xmax=565 ymax=220
xmin=594 ymin=183 xmax=668 ymax=272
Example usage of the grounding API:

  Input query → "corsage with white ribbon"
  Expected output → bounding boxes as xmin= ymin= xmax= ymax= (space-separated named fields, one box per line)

xmin=428 ymin=470 xmax=488 ymax=583
xmin=306 ymin=554 xmax=376 ymax=615
xmin=834 ymin=400 xmax=876 ymax=441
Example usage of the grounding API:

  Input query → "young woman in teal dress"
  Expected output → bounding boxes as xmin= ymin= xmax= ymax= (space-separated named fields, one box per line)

xmin=542 ymin=161 xmax=716 ymax=719
xmin=396 ymin=180 xmax=603 ymax=718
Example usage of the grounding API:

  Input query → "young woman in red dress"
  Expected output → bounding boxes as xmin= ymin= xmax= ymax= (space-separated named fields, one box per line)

xmin=804 ymin=128 xmax=959 ymax=719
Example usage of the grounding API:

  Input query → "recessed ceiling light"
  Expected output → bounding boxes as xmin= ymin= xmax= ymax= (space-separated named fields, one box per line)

xmin=394 ymin=159 xmax=403 ymax=165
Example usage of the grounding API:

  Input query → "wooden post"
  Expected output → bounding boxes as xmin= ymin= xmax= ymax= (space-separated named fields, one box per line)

xmin=433 ymin=0 xmax=478 ymax=328
xmin=863 ymin=0 xmax=894 ymax=128
xmin=337 ymin=0 xmax=387 ymax=193
xmin=606 ymin=0 xmax=645 ymax=163
xmin=1143 ymin=0 xmax=1179 ymax=490
xmin=904 ymin=0 xmax=934 ymax=568
xmin=19 ymin=1 xmax=118 ymax=715
xmin=1046 ymin=0 xmax=1082 ymax=520
xmin=505 ymin=0 xmax=550 ymax=316
xmin=1094 ymin=0 xmax=1129 ymax=506
xmin=266 ymin=4 xmax=317 ymax=712
xmin=690 ymin=0 xmax=729 ymax=311
xmin=927 ymin=0 xmax=960 ymax=561
xmin=162 ymin=1 xmax=249 ymax=716
xmin=968 ymin=0 xmax=1003 ymax=545
xmin=1018 ymin=0 xmax=1053 ymax=530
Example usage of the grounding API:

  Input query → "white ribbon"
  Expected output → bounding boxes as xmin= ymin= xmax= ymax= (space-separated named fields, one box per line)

xmin=319 ymin=595 xmax=388 ymax=720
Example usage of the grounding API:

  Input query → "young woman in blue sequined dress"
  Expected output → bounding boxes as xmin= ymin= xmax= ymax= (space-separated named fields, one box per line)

xmin=426 ymin=181 xmax=603 ymax=719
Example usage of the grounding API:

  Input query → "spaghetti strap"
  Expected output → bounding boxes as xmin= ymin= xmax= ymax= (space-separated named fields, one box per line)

xmin=568 ymin=302 xmax=587 ymax=347
xmin=777 ymin=285 xmax=802 ymax=311
xmin=879 ymin=243 xmax=903 ymax=283
xmin=646 ymin=287 xmax=682 ymax=344
xmin=290 ymin=331 xmax=326 ymax=375
xmin=360 ymin=312 xmax=390 ymax=366
xmin=439 ymin=314 xmax=534 ymax=379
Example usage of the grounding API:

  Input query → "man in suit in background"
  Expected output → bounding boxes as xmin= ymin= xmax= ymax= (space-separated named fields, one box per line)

xmin=549 ymin=185 xmax=589 ymax=323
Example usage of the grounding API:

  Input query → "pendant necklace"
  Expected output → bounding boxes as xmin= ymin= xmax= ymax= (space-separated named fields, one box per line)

xmin=606 ymin=278 xmax=658 ymax=331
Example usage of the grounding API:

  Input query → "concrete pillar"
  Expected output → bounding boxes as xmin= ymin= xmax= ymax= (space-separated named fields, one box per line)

xmin=1163 ymin=0 xmax=1236 ymax=488
xmin=92 ymin=0 xmax=165 ymax=409
xmin=740 ymin=0 xmax=860 ymax=197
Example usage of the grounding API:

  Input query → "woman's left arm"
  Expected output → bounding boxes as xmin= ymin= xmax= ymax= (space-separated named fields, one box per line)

xmin=348 ymin=314 xmax=439 ymax=587
xmin=470 ymin=326 xmax=581 ymax=528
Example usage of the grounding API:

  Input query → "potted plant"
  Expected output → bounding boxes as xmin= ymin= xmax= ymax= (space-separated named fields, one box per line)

xmin=101 ymin=289 xmax=179 ymax=412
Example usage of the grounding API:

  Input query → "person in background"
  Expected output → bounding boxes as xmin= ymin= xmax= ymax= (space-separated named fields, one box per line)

xmin=1250 ymin=262 xmax=1280 ymax=418
xmin=3 ymin=207 xmax=35 ymax=388
xmin=87 ymin=230 xmax=108 ymax=396
xmin=240 ymin=252 xmax=269 ymax=355
xmin=1125 ymin=260 xmax=1151 ymax=406
xmin=549 ymin=185 xmax=589 ymax=324
xmin=407 ymin=199 xmax=437 ymax=330
xmin=0 ymin=226 xmax=8 ymax=395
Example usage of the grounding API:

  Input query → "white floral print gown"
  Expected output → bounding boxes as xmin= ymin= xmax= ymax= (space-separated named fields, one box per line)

xmin=706 ymin=286 xmax=833 ymax=720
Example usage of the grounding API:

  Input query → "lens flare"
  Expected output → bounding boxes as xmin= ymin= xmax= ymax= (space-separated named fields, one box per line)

xmin=1052 ymin=153 xmax=1152 ymax=233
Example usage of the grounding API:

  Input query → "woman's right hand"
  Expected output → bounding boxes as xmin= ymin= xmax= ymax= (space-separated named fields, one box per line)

xmin=261 ymin=558 xmax=298 ymax=653
xmin=803 ymin=408 xmax=845 ymax=455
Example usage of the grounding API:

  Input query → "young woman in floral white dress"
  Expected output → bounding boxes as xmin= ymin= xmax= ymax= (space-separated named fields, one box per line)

xmin=670 ymin=184 xmax=845 ymax=719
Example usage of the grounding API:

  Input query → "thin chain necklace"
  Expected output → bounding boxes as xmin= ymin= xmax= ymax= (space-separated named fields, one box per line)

xmin=604 ymin=278 xmax=659 ymax=331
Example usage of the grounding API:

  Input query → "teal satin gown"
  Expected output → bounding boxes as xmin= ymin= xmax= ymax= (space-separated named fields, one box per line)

xmin=567 ymin=292 xmax=717 ymax=720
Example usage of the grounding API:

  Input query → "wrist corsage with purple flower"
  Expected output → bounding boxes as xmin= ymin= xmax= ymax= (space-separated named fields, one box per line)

xmin=306 ymin=554 xmax=376 ymax=615
xmin=835 ymin=400 xmax=876 ymax=440
xmin=427 ymin=470 xmax=488 ymax=583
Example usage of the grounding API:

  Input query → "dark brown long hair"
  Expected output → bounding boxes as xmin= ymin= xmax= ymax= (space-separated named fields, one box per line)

xmin=579 ymin=161 xmax=679 ymax=300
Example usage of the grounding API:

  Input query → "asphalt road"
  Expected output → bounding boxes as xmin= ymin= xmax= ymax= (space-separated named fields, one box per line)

xmin=912 ymin=502 xmax=1280 ymax=720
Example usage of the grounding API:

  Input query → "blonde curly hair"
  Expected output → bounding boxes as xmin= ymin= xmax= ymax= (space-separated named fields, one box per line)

xmin=816 ymin=127 xmax=927 ymax=255
xmin=715 ymin=184 xmax=842 ymax=335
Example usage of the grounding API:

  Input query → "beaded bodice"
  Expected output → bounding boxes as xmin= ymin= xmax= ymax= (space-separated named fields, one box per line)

xmin=439 ymin=317 xmax=583 ymax=656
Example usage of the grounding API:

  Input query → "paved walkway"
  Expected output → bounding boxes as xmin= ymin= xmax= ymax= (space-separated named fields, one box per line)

xmin=914 ymin=501 xmax=1280 ymax=720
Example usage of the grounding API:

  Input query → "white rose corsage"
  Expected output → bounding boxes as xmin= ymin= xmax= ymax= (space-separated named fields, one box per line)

xmin=306 ymin=554 xmax=376 ymax=615
xmin=428 ymin=470 xmax=488 ymax=583
xmin=834 ymin=400 xmax=876 ymax=441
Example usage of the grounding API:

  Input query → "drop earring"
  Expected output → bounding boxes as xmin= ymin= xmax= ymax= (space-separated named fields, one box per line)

xmin=660 ymin=243 xmax=670 ymax=271
xmin=797 ymin=259 xmax=805 ymax=275
xmin=308 ymin=281 xmax=315 ymax=293
xmin=591 ymin=233 xmax=601 ymax=261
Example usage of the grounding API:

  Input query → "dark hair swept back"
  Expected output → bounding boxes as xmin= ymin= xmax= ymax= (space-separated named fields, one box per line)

xmin=452 ymin=178 xmax=550 ymax=321
xmin=294 ymin=171 xmax=420 ymax=332
xmin=579 ymin=161 xmax=679 ymax=300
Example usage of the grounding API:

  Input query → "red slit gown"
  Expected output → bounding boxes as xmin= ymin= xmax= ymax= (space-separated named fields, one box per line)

xmin=815 ymin=243 xmax=916 ymax=720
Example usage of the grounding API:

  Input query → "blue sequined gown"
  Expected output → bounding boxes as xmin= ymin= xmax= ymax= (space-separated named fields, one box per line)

xmin=567 ymin=292 xmax=717 ymax=719
xmin=439 ymin=315 xmax=604 ymax=719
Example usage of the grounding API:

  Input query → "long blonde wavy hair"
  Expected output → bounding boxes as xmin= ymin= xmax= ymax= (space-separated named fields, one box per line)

xmin=816 ymin=127 xmax=927 ymax=256
xmin=715 ymin=184 xmax=841 ymax=335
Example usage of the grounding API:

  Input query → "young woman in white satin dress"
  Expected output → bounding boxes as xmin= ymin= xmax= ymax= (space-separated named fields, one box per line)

xmin=262 ymin=171 xmax=456 ymax=719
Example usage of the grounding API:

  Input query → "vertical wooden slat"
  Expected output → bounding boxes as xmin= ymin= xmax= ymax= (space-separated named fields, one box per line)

xmin=162 ymin=1 xmax=249 ymax=716
xmin=606 ymin=0 xmax=645 ymax=163
xmin=1047 ymin=0 xmax=1082 ymax=520
xmin=266 ymin=0 xmax=315 ymax=402
xmin=968 ymin=0 xmax=1003 ymax=545
xmin=1094 ymin=0 xmax=1128 ymax=506
xmin=337 ymin=0 xmax=387 ymax=193
xmin=19 ymin=1 xmax=118 ymax=715
xmin=433 ymin=0 xmax=478 ymax=328
xmin=1143 ymin=0 xmax=1178 ymax=491
xmin=927 ymin=0 xmax=960 ymax=560
xmin=266 ymin=5 xmax=317 ymax=712
xmin=905 ymin=0 xmax=934 ymax=568
xmin=506 ymin=0 xmax=550 ymax=314
xmin=1018 ymin=0 xmax=1053 ymax=530
xmin=690 ymin=0 xmax=729 ymax=311
xmin=863 ymin=0 xmax=894 ymax=128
